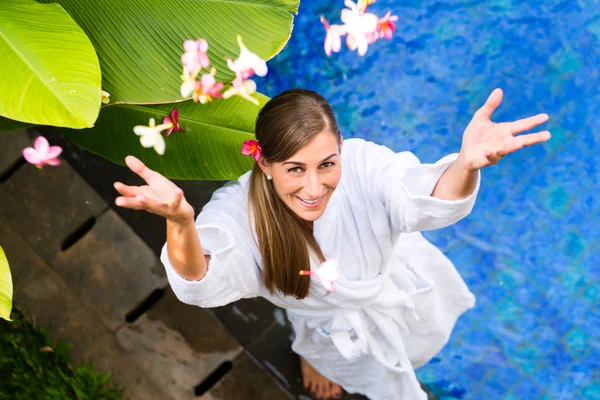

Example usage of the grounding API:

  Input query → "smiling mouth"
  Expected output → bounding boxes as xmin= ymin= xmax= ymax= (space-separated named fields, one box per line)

xmin=296 ymin=194 xmax=326 ymax=208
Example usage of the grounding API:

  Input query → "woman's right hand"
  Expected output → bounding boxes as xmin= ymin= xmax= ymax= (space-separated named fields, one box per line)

xmin=114 ymin=156 xmax=194 ymax=225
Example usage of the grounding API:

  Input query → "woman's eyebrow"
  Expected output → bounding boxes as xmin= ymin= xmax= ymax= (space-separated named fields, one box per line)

xmin=282 ymin=154 xmax=338 ymax=166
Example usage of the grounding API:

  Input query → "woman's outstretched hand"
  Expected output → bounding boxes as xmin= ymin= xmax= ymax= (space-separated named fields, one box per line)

xmin=457 ymin=88 xmax=551 ymax=170
xmin=114 ymin=156 xmax=194 ymax=225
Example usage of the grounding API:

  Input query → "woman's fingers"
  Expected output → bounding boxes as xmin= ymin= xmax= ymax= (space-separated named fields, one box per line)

xmin=508 ymin=113 xmax=549 ymax=135
xmin=115 ymin=196 xmax=145 ymax=210
xmin=113 ymin=181 xmax=142 ymax=197
xmin=171 ymin=188 xmax=184 ymax=209
xmin=516 ymin=130 xmax=551 ymax=147
xmin=486 ymin=130 xmax=551 ymax=162
xmin=475 ymin=88 xmax=503 ymax=119
xmin=125 ymin=155 xmax=160 ymax=185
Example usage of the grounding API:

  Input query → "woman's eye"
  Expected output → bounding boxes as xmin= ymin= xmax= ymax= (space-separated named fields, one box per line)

xmin=288 ymin=167 xmax=303 ymax=173
xmin=320 ymin=162 xmax=334 ymax=169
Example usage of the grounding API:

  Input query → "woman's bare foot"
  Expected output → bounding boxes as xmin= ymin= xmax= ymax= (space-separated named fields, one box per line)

xmin=300 ymin=356 xmax=343 ymax=399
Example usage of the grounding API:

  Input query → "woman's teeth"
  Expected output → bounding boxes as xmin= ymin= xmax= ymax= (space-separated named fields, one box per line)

xmin=300 ymin=197 xmax=320 ymax=204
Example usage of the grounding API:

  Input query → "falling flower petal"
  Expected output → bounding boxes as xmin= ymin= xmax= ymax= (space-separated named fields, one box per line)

xmin=180 ymin=67 xmax=196 ymax=97
xmin=22 ymin=136 xmax=62 ymax=167
xmin=299 ymin=260 xmax=340 ymax=292
xmin=101 ymin=90 xmax=110 ymax=104
xmin=357 ymin=0 xmax=376 ymax=14
xmin=378 ymin=11 xmax=398 ymax=40
xmin=223 ymin=79 xmax=258 ymax=105
xmin=232 ymin=69 xmax=255 ymax=88
xmin=133 ymin=118 xmax=170 ymax=155
xmin=321 ymin=16 xmax=345 ymax=56
xmin=324 ymin=0 xmax=383 ymax=57
xmin=181 ymin=39 xmax=210 ymax=76
xmin=192 ymin=68 xmax=224 ymax=104
xmin=163 ymin=108 xmax=185 ymax=136
xmin=227 ymin=36 xmax=268 ymax=77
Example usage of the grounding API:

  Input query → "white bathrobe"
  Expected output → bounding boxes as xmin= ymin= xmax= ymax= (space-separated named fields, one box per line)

xmin=160 ymin=138 xmax=479 ymax=399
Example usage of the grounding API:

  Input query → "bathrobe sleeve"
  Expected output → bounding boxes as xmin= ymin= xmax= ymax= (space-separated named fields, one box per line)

xmin=160 ymin=177 xmax=263 ymax=308
xmin=349 ymin=139 xmax=481 ymax=233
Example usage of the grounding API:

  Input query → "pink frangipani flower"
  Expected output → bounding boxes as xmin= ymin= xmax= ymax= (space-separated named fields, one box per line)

xmin=193 ymin=68 xmax=224 ymax=104
xmin=232 ymin=69 xmax=255 ymax=88
xmin=299 ymin=259 xmax=340 ymax=292
xmin=321 ymin=0 xmax=397 ymax=56
xmin=240 ymin=139 xmax=262 ymax=161
xmin=163 ymin=108 xmax=185 ymax=136
xmin=22 ymin=136 xmax=62 ymax=168
xmin=321 ymin=16 xmax=344 ymax=56
xmin=223 ymin=78 xmax=258 ymax=105
xmin=378 ymin=11 xmax=398 ymax=40
xmin=181 ymin=39 xmax=210 ymax=76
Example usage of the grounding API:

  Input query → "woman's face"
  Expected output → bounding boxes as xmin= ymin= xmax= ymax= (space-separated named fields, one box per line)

xmin=261 ymin=131 xmax=342 ymax=222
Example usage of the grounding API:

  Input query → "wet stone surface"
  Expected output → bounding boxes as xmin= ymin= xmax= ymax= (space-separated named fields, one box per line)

xmin=0 ymin=157 xmax=106 ymax=261
xmin=0 ymin=129 xmax=30 ymax=179
xmin=199 ymin=352 xmax=290 ymax=400
xmin=51 ymin=209 xmax=167 ymax=331
xmin=116 ymin=287 xmax=243 ymax=400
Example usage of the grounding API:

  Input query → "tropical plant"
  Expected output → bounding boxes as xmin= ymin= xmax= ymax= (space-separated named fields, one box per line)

xmin=0 ymin=246 xmax=12 ymax=321
xmin=0 ymin=0 xmax=299 ymax=180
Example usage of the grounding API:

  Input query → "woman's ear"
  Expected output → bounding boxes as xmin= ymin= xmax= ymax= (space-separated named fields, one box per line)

xmin=339 ymin=135 xmax=344 ymax=153
xmin=257 ymin=156 xmax=271 ymax=177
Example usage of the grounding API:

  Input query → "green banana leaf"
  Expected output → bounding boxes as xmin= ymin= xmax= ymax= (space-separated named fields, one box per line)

xmin=37 ymin=0 xmax=299 ymax=104
xmin=0 ymin=0 xmax=101 ymax=128
xmin=0 ymin=246 xmax=12 ymax=321
xmin=63 ymin=95 xmax=269 ymax=180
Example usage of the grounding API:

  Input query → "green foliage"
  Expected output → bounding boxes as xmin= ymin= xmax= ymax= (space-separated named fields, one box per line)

xmin=0 ymin=0 xmax=300 ymax=179
xmin=0 ymin=246 xmax=12 ymax=321
xmin=35 ymin=0 xmax=298 ymax=104
xmin=63 ymin=95 xmax=269 ymax=180
xmin=0 ymin=307 xmax=124 ymax=400
xmin=0 ymin=0 xmax=101 ymax=128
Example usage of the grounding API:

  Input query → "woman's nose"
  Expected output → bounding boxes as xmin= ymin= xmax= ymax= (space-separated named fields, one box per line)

xmin=305 ymin=172 xmax=323 ymax=197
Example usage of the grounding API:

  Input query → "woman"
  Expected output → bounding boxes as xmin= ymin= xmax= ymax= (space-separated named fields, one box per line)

xmin=114 ymin=88 xmax=550 ymax=399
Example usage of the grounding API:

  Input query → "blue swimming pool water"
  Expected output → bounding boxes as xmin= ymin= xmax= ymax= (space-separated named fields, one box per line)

xmin=259 ymin=1 xmax=599 ymax=398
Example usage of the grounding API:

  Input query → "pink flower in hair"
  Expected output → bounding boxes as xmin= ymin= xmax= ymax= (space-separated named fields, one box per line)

xmin=300 ymin=260 xmax=340 ymax=292
xmin=241 ymin=139 xmax=262 ymax=161
xmin=22 ymin=136 xmax=62 ymax=168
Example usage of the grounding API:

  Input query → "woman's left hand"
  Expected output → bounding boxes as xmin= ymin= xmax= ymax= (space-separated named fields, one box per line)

xmin=457 ymin=88 xmax=551 ymax=171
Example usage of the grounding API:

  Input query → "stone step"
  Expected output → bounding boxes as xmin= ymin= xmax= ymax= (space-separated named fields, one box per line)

xmin=0 ymin=157 xmax=105 ymax=261
xmin=115 ymin=286 xmax=245 ymax=400
xmin=50 ymin=208 xmax=167 ymax=331
xmin=199 ymin=351 xmax=290 ymax=400
xmin=0 ymin=129 xmax=30 ymax=179
xmin=2 ymin=215 xmax=172 ymax=400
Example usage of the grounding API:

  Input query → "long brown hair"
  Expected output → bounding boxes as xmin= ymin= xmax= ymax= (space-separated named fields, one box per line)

xmin=248 ymin=89 xmax=341 ymax=299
